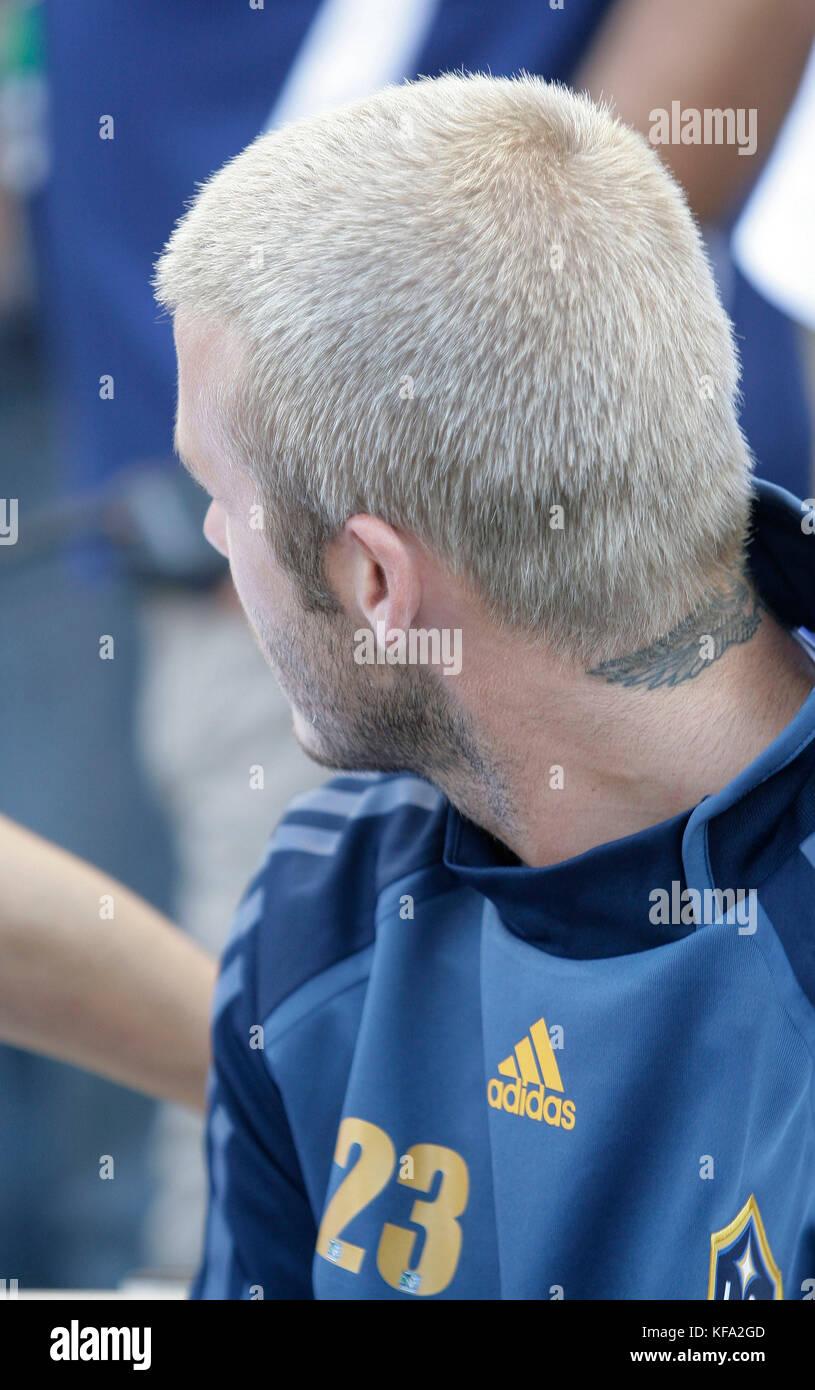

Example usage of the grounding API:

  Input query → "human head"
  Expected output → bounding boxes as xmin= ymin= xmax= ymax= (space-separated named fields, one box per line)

xmin=156 ymin=73 xmax=753 ymax=773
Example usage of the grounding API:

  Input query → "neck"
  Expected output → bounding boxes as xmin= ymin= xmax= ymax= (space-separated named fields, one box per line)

xmin=443 ymin=591 xmax=815 ymax=868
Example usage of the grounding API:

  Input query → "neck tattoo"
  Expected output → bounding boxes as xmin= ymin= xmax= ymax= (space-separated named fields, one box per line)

xmin=587 ymin=581 xmax=763 ymax=691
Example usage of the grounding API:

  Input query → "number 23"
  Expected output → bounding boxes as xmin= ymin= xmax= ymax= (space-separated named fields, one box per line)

xmin=316 ymin=1117 xmax=469 ymax=1296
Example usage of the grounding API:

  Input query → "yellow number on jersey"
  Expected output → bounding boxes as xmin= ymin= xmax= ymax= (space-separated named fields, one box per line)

xmin=315 ymin=1118 xmax=395 ymax=1273
xmin=377 ymin=1143 xmax=469 ymax=1296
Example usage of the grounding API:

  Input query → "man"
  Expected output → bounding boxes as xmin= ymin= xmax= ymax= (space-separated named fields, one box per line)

xmin=154 ymin=74 xmax=815 ymax=1300
xmin=24 ymin=0 xmax=813 ymax=1289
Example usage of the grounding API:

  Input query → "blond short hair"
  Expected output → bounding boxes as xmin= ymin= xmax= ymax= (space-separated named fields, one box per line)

xmin=154 ymin=72 xmax=753 ymax=663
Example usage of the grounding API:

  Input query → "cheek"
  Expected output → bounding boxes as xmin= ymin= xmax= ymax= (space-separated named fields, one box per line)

xmin=223 ymin=515 xmax=285 ymax=621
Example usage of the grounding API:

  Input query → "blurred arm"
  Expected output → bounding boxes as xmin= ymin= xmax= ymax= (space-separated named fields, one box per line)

xmin=575 ymin=0 xmax=815 ymax=223
xmin=0 ymin=813 xmax=216 ymax=1112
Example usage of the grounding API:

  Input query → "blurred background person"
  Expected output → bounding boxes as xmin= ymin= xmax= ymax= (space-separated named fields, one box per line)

xmin=732 ymin=38 xmax=815 ymax=402
xmin=576 ymin=0 xmax=815 ymax=494
xmin=0 ymin=0 xmax=175 ymax=1290
xmin=1 ymin=0 xmax=812 ymax=1289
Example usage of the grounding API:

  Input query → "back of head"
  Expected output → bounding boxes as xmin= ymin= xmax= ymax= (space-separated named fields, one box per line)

xmin=155 ymin=72 xmax=753 ymax=663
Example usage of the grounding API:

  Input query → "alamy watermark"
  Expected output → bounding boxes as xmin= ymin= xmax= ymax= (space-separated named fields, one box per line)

xmin=354 ymin=621 xmax=462 ymax=676
xmin=0 ymin=498 xmax=18 ymax=544
xmin=649 ymin=881 xmax=757 ymax=934
xmin=649 ymin=103 xmax=757 ymax=157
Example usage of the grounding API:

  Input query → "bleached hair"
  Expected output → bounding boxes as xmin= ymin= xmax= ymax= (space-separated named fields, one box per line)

xmin=154 ymin=72 xmax=754 ymax=663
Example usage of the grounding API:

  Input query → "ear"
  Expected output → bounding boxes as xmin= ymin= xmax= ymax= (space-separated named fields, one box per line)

xmin=326 ymin=514 xmax=422 ymax=638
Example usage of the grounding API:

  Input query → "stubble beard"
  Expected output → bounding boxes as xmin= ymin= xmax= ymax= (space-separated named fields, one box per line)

xmin=244 ymin=596 xmax=513 ymax=827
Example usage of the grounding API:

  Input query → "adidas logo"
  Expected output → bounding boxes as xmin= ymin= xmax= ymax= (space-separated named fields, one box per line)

xmin=487 ymin=1017 xmax=576 ymax=1129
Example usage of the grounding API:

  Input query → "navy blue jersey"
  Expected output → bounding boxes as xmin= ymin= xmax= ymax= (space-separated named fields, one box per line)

xmin=193 ymin=479 xmax=815 ymax=1300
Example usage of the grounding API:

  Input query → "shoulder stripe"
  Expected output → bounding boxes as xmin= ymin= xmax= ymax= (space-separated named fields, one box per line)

xmin=228 ymin=885 xmax=265 ymax=944
xmin=213 ymin=953 xmax=244 ymax=1023
xmin=197 ymin=1104 xmax=236 ymax=1301
xmin=801 ymin=831 xmax=815 ymax=870
xmin=259 ymin=775 xmax=443 ymax=870
xmin=284 ymin=775 xmax=441 ymax=825
xmin=267 ymin=823 xmax=344 ymax=859
xmin=235 ymin=771 xmax=449 ymax=1027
